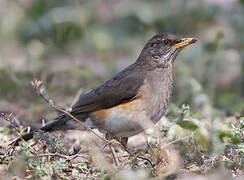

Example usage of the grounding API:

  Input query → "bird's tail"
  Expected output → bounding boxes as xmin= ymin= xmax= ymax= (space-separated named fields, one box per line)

xmin=11 ymin=113 xmax=70 ymax=146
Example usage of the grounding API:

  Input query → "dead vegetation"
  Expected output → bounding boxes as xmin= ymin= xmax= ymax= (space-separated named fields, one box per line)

xmin=0 ymin=79 xmax=243 ymax=179
xmin=1 ymin=0 xmax=244 ymax=179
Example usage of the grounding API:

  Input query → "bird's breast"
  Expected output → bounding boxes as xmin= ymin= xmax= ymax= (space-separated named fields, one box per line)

xmin=89 ymin=97 xmax=150 ymax=137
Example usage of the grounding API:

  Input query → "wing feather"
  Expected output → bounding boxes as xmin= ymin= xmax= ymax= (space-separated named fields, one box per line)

xmin=71 ymin=64 xmax=146 ymax=115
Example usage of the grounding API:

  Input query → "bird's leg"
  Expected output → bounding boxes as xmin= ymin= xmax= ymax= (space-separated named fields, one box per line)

xmin=120 ymin=137 xmax=128 ymax=149
xmin=116 ymin=137 xmax=155 ymax=168
xmin=116 ymin=137 xmax=134 ymax=156
xmin=113 ymin=137 xmax=128 ymax=149
xmin=105 ymin=133 xmax=113 ymax=141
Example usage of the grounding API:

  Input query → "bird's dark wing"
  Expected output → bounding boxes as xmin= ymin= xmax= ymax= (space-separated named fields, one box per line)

xmin=71 ymin=64 xmax=146 ymax=115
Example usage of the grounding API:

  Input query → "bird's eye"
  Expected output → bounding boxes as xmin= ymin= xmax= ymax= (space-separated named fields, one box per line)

xmin=163 ymin=39 xmax=170 ymax=45
xmin=151 ymin=43 xmax=158 ymax=47
xmin=175 ymin=39 xmax=181 ymax=44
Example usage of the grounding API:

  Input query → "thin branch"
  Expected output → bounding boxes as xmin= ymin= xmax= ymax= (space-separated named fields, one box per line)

xmin=118 ymin=142 xmax=154 ymax=167
xmin=160 ymin=130 xmax=196 ymax=149
xmin=30 ymin=79 xmax=123 ymax=165
xmin=15 ymin=130 xmax=37 ymax=154
xmin=68 ymin=88 xmax=83 ymax=111
xmin=31 ymin=79 xmax=109 ymax=143
xmin=2 ymin=112 xmax=36 ymax=154
xmin=33 ymin=152 xmax=88 ymax=161
xmin=137 ymin=155 xmax=154 ymax=167
xmin=69 ymin=154 xmax=90 ymax=162
xmin=108 ymin=145 xmax=120 ymax=167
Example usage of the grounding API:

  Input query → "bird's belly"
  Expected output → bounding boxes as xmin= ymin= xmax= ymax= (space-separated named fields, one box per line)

xmin=90 ymin=99 xmax=153 ymax=137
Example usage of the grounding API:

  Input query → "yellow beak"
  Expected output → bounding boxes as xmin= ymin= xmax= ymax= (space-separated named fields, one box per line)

xmin=173 ymin=38 xmax=197 ymax=48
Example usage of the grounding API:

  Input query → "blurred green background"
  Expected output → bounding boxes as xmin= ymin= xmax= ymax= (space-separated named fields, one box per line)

xmin=0 ymin=0 xmax=244 ymax=178
xmin=0 ymin=0 xmax=243 ymax=117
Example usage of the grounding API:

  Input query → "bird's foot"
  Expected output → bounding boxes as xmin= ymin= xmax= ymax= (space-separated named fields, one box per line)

xmin=103 ymin=135 xmax=154 ymax=167
xmin=116 ymin=137 xmax=155 ymax=168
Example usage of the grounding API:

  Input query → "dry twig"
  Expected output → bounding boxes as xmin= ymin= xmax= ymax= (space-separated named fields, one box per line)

xmin=30 ymin=79 xmax=124 ymax=166
xmin=31 ymin=79 xmax=109 ymax=143
xmin=2 ymin=112 xmax=37 ymax=154
xmin=33 ymin=152 xmax=89 ymax=162
xmin=160 ymin=130 xmax=196 ymax=149
xmin=32 ymin=78 xmax=159 ymax=167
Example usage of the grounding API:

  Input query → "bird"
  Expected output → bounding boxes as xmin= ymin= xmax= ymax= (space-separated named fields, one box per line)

xmin=12 ymin=33 xmax=197 ymax=147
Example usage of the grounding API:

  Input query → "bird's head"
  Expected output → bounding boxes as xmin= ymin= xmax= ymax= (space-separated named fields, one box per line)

xmin=138 ymin=33 xmax=197 ymax=68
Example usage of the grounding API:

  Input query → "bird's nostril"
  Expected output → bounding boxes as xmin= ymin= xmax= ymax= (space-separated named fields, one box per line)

xmin=191 ymin=38 xmax=197 ymax=43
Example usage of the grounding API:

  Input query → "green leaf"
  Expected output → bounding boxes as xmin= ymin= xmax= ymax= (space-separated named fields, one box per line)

xmin=177 ymin=120 xmax=199 ymax=131
xmin=217 ymin=130 xmax=242 ymax=145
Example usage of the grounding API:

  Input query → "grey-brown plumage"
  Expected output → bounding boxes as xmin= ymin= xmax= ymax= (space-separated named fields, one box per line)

xmin=13 ymin=33 xmax=197 ymax=145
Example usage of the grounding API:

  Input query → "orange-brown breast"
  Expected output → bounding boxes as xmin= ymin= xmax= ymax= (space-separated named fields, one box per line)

xmin=89 ymin=96 xmax=150 ymax=137
xmin=90 ymin=97 xmax=143 ymax=127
